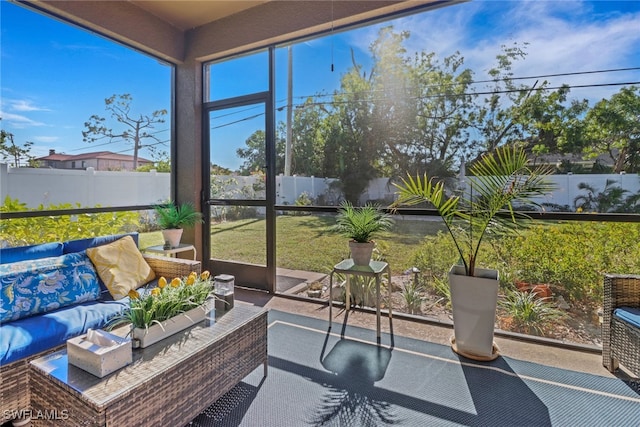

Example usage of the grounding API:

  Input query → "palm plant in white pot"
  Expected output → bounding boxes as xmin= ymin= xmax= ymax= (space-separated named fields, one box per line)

xmin=333 ymin=201 xmax=394 ymax=266
xmin=392 ymin=145 xmax=554 ymax=360
xmin=154 ymin=202 xmax=203 ymax=248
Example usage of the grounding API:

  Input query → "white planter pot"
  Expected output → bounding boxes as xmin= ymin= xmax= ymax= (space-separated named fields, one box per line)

xmin=161 ymin=228 xmax=183 ymax=248
xmin=349 ymin=241 xmax=374 ymax=266
xmin=448 ymin=265 xmax=499 ymax=360
xmin=132 ymin=299 xmax=213 ymax=348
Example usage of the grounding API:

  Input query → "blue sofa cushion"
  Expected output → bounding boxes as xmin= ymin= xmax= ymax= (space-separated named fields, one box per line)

xmin=0 ymin=297 xmax=129 ymax=365
xmin=63 ymin=233 xmax=139 ymax=254
xmin=0 ymin=252 xmax=101 ymax=323
xmin=614 ymin=306 xmax=640 ymax=329
xmin=0 ymin=242 xmax=63 ymax=264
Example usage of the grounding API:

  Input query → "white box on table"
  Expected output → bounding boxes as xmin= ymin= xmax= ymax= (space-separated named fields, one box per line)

xmin=67 ymin=329 xmax=132 ymax=378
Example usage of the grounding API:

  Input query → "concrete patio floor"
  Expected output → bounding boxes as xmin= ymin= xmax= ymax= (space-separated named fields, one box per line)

xmin=234 ymin=286 xmax=619 ymax=379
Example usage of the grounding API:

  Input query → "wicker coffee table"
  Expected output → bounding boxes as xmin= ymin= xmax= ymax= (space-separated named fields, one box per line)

xmin=29 ymin=304 xmax=267 ymax=426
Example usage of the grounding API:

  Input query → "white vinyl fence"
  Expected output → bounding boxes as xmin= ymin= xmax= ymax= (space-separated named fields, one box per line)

xmin=1 ymin=163 xmax=638 ymax=211
xmin=0 ymin=164 xmax=170 ymax=208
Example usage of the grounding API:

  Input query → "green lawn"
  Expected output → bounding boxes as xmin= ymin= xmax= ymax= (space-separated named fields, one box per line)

xmin=210 ymin=214 xmax=445 ymax=275
xmin=140 ymin=214 xmax=445 ymax=275
xmin=139 ymin=231 xmax=165 ymax=249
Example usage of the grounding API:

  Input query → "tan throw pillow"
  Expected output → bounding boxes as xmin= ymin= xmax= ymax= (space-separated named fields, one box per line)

xmin=86 ymin=236 xmax=155 ymax=300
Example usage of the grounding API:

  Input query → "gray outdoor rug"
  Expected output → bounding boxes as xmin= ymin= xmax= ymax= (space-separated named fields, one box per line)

xmin=189 ymin=310 xmax=640 ymax=426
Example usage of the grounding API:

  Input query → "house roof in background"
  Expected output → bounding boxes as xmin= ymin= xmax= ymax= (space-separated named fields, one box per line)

xmin=535 ymin=152 xmax=615 ymax=166
xmin=36 ymin=151 xmax=152 ymax=163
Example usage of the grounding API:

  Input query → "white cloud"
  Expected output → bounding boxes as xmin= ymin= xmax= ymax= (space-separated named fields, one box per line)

xmin=368 ymin=0 xmax=640 ymax=104
xmin=9 ymin=99 xmax=51 ymax=112
xmin=0 ymin=111 xmax=45 ymax=128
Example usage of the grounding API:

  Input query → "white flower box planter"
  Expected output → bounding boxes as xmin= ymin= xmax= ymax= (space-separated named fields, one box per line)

xmin=132 ymin=299 xmax=214 ymax=348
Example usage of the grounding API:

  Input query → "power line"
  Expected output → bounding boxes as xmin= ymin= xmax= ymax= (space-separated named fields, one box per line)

xmin=227 ymin=79 xmax=639 ymax=130
xmin=211 ymin=105 xmax=263 ymax=120
xmin=59 ymin=67 xmax=640 ymax=152
xmin=67 ymin=129 xmax=170 ymax=153
xmin=111 ymin=139 xmax=169 ymax=156
xmin=487 ymin=66 xmax=640 ymax=83
xmin=211 ymin=113 xmax=265 ymax=129
xmin=284 ymin=81 xmax=639 ymax=110
xmin=279 ymin=66 xmax=640 ymax=106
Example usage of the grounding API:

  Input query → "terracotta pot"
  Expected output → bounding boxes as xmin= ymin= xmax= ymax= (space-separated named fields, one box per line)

xmin=349 ymin=241 xmax=374 ymax=266
xmin=516 ymin=281 xmax=552 ymax=299
xmin=531 ymin=284 xmax=552 ymax=299
xmin=161 ymin=228 xmax=183 ymax=248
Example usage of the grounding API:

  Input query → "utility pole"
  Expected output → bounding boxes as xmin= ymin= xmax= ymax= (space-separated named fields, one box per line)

xmin=284 ymin=45 xmax=293 ymax=176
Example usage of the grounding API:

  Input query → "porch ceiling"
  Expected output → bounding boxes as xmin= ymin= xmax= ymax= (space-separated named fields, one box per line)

xmin=129 ymin=0 xmax=269 ymax=31
xmin=24 ymin=0 xmax=448 ymax=62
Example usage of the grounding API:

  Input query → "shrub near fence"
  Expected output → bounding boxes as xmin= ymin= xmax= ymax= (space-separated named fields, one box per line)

xmin=0 ymin=197 xmax=138 ymax=247
xmin=412 ymin=221 xmax=640 ymax=305
xmin=497 ymin=222 xmax=640 ymax=303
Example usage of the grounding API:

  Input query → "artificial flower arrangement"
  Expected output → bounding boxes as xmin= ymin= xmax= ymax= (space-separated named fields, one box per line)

xmin=109 ymin=271 xmax=214 ymax=331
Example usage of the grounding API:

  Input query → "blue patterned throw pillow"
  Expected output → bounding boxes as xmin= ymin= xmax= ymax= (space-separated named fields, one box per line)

xmin=0 ymin=252 xmax=101 ymax=323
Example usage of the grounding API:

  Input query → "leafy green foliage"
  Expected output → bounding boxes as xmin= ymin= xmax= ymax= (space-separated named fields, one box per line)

xmin=497 ymin=222 xmax=640 ymax=303
xmin=108 ymin=272 xmax=213 ymax=330
xmin=431 ymin=275 xmax=452 ymax=310
xmin=401 ymin=278 xmax=425 ymax=315
xmin=574 ymin=180 xmax=640 ymax=213
xmin=236 ymin=130 xmax=286 ymax=175
xmin=412 ymin=220 xmax=640 ymax=306
xmin=499 ymin=290 xmax=567 ymax=335
xmin=136 ymin=154 xmax=170 ymax=172
xmin=393 ymin=145 xmax=554 ymax=276
xmin=333 ymin=201 xmax=394 ymax=243
xmin=0 ymin=131 xmax=35 ymax=167
xmin=0 ymin=197 xmax=138 ymax=247
xmin=295 ymin=191 xmax=314 ymax=207
xmin=153 ymin=202 xmax=203 ymax=229
xmin=411 ymin=231 xmax=459 ymax=278
xmin=582 ymin=86 xmax=640 ymax=173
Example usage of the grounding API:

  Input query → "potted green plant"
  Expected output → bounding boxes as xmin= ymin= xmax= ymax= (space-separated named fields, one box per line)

xmin=306 ymin=281 xmax=324 ymax=298
xmin=108 ymin=271 xmax=215 ymax=348
xmin=392 ymin=145 xmax=554 ymax=360
xmin=333 ymin=201 xmax=393 ymax=266
xmin=153 ymin=202 xmax=203 ymax=248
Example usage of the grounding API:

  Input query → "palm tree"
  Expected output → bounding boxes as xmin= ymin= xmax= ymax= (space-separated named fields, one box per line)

xmin=573 ymin=179 xmax=629 ymax=213
xmin=392 ymin=145 xmax=554 ymax=277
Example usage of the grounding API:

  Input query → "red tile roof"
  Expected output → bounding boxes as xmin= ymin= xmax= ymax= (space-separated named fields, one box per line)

xmin=36 ymin=150 xmax=152 ymax=163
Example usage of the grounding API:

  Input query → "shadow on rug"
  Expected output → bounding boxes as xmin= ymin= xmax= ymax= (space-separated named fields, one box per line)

xmin=189 ymin=310 xmax=640 ymax=427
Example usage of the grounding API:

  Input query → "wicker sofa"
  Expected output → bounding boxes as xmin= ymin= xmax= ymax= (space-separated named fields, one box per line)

xmin=602 ymin=274 xmax=640 ymax=377
xmin=0 ymin=233 xmax=201 ymax=422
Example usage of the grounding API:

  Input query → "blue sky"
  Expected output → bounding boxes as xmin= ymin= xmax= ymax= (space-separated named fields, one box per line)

xmin=1 ymin=1 xmax=172 ymax=160
xmin=1 ymin=0 xmax=640 ymax=165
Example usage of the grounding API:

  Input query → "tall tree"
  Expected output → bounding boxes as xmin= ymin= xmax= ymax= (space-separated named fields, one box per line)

xmin=409 ymin=50 xmax=475 ymax=173
xmin=466 ymin=43 xmax=592 ymax=169
xmin=237 ymin=129 xmax=285 ymax=175
xmin=82 ymin=94 xmax=167 ymax=169
xmin=289 ymin=97 xmax=329 ymax=177
xmin=136 ymin=149 xmax=171 ymax=172
xmin=323 ymin=48 xmax=381 ymax=204
xmin=0 ymin=128 xmax=35 ymax=167
xmin=368 ymin=27 xmax=416 ymax=177
xmin=582 ymin=86 xmax=640 ymax=173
